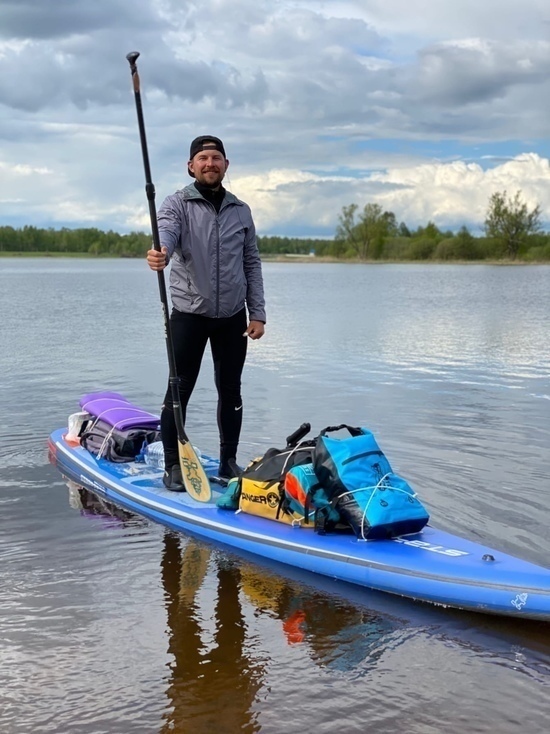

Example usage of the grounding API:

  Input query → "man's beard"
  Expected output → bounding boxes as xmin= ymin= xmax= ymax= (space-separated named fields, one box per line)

xmin=197 ymin=171 xmax=224 ymax=189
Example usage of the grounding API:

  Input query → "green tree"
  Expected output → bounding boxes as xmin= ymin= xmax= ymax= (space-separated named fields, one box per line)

xmin=434 ymin=227 xmax=480 ymax=260
xmin=405 ymin=237 xmax=436 ymax=260
xmin=411 ymin=221 xmax=444 ymax=242
xmin=335 ymin=203 xmax=396 ymax=259
xmin=484 ymin=190 xmax=542 ymax=259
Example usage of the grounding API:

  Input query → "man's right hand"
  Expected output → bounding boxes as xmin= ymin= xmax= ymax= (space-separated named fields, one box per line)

xmin=146 ymin=246 xmax=168 ymax=271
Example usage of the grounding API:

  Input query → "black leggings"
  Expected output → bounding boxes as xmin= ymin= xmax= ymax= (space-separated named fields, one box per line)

xmin=161 ymin=308 xmax=248 ymax=468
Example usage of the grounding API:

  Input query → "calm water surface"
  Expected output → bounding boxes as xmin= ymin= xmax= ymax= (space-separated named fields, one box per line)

xmin=0 ymin=259 xmax=549 ymax=733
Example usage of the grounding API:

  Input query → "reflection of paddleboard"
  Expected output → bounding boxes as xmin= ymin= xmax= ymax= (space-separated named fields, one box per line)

xmin=49 ymin=427 xmax=550 ymax=621
xmin=66 ymin=480 xmax=140 ymax=528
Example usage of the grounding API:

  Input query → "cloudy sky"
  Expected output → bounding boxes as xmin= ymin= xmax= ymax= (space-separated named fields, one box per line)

xmin=1 ymin=0 xmax=549 ymax=237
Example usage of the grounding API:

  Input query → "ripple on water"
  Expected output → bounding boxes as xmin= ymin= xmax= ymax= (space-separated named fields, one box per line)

xmin=1 ymin=261 xmax=549 ymax=734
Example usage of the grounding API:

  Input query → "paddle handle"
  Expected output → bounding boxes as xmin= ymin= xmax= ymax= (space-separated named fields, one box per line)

xmin=126 ymin=51 xmax=163 ymax=256
xmin=286 ymin=422 xmax=311 ymax=447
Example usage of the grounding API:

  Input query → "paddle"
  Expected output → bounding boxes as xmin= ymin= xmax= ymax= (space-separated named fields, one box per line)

xmin=126 ymin=51 xmax=211 ymax=502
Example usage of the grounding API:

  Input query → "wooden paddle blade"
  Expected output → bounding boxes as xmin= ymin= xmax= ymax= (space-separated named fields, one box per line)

xmin=178 ymin=440 xmax=212 ymax=502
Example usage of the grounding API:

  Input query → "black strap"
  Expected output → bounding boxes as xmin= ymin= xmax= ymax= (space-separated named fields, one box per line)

xmin=276 ymin=481 xmax=289 ymax=520
xmin=319 ymin=424 xmax=363 ymax=438
xmin=303 ymin=481 xmax=321 ymax=524
xmin=341 ymin=450 xmax=384 ymax=466
xmin=314 ymin=506 xmax=339 ymax=535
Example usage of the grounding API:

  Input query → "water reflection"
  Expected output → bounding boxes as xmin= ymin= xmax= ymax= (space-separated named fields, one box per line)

xmin=66 ymin=480 xmax=145 ymax=529
xmin=56 ymin=482 xmax=550 ymax=733
xmin=237 ymin=565 xmax=396 ymax=674
xmin=64 ymin=484 xmax=402 ymax=731
xmin=257 ymin=264 xmax=550 ymax=383
xmin=158 ymin=534 xmax=399 ymax=731
xmin=160 ymin=533 xmax=264 ymax=734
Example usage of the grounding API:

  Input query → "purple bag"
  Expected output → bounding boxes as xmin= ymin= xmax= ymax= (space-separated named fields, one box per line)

xmin=78 ymin=392 xmax=161 ymax=462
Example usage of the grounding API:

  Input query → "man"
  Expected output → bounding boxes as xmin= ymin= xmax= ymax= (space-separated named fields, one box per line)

xmin=147 ymin=135 xmax=266 ymax=490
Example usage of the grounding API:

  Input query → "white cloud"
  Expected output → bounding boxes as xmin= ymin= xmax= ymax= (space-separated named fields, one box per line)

xmin=373 ymin=154 xmax=550 ymax=229
xmin=232 ymin=154 xmax=550 ymax=233
xmin=0 ymin=161 xmax=51 ymax=175
xmin=0 ymin=0 xmax=548 ymax=235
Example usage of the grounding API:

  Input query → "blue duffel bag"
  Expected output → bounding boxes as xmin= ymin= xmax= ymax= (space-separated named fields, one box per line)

xmin=313 ymin=425 xmax=429 ymax=540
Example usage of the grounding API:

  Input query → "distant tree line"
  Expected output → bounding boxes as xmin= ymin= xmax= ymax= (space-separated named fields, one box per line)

xmin=0 ymin=227 xmax=150 ymax=256
xmin=331 ymin=190 xmax=548 ymax=262
xmin=1 ymin=189 xmax=548 ymax=261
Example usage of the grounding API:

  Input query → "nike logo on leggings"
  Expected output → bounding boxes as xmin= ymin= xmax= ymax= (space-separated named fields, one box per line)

xmin=234 ymin=405 xmax=243 ymax=411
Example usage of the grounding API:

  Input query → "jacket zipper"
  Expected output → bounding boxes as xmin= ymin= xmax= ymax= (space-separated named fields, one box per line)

xmin=215 ymin=216 xmax=220 ymax=317
xmin=214 ymin=198 xmax=228 ymax=319
xmin=195 ymin=194 xmax=229 ymax=319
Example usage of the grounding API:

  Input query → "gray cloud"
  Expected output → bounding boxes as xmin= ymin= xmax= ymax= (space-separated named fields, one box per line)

xmin=1 ymin=0 xmax=549 ymax=235
xmin=411 ymin=41 xmax=550 ymax=107
xmin=2 ymin=0 xmax=548 ymax=141
xmin=306 ymin=0 xmax=550 ymax=43
xmin=0 ymin=0 xmax=164 ymax=39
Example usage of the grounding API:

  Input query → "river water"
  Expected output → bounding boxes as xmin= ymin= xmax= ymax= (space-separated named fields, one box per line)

xmin=1 ymin=258 xmax=549 ymax=733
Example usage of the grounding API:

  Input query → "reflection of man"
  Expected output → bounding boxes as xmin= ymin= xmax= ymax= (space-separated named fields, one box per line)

xmin=160 ymin=534 xmax=264 ymax=733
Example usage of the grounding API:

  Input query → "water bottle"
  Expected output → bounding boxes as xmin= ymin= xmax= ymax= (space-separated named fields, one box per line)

xmin=144 ymin=441 xmax=165 ymax=469
xmin=65 ymin=411 xmax=90 ymax=446
xmin=143 ymin=441 xmax=202 ymax=470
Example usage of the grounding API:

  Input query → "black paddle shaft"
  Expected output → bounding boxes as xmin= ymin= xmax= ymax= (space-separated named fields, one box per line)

xmin=126 ymin=51 xmax=187 ymax=443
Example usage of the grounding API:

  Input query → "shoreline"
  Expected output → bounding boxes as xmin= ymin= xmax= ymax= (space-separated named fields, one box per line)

xmin=0 ymin=252 xmax=548 ymax=265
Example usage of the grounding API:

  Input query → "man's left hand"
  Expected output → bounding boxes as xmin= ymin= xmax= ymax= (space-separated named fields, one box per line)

xmin=244 ymin=321 xmax=265 ymax=340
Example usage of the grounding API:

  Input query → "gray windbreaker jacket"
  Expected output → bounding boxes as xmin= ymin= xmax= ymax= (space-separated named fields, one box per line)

xmin=157 ymin=184 xmax=266 ymax=322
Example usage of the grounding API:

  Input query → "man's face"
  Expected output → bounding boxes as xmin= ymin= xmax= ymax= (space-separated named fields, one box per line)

xmin=188 ymin=148 xmax=229 ymax=188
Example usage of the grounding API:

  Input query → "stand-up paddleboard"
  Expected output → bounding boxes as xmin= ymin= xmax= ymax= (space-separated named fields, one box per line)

xmin=48 ymin=425 xmax=550 ymax=622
